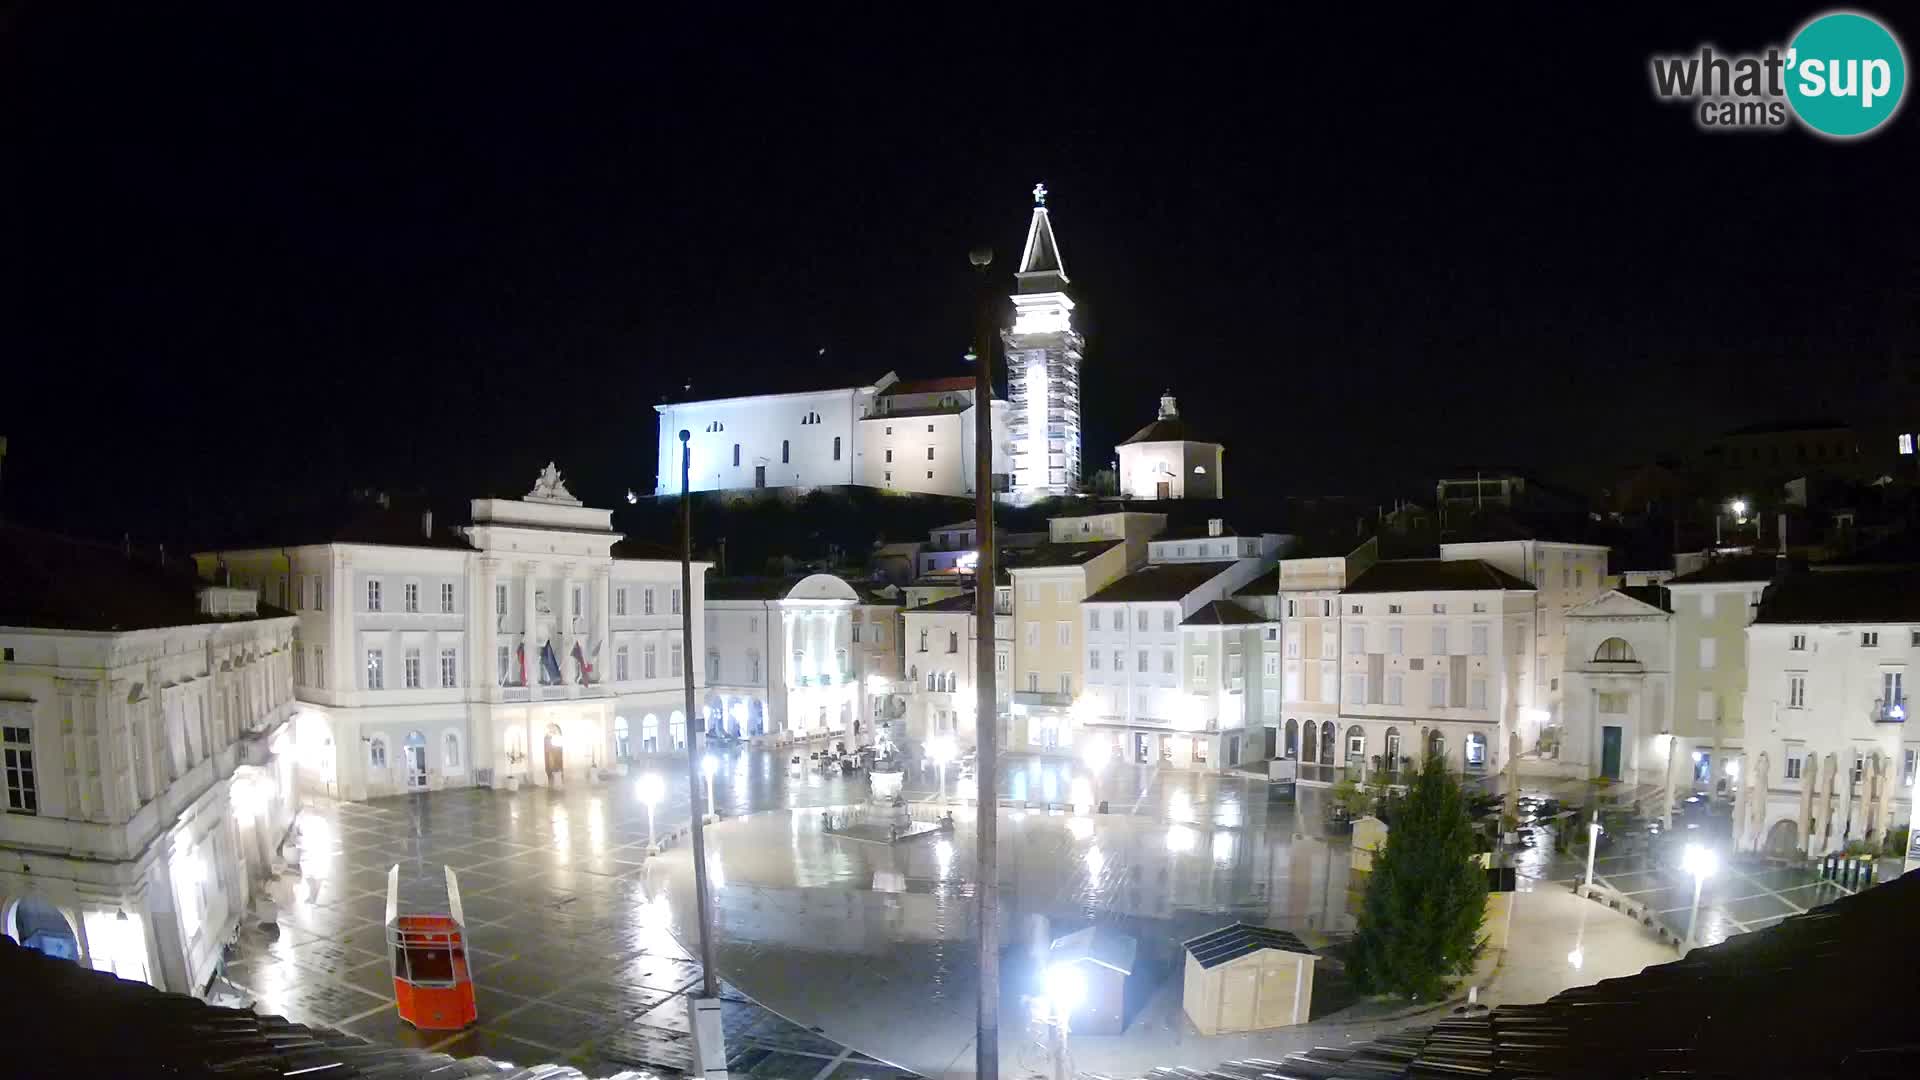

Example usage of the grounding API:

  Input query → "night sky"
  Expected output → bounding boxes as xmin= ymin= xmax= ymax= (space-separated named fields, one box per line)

xmin=5 ymin=3 xmax=1915 ymax=545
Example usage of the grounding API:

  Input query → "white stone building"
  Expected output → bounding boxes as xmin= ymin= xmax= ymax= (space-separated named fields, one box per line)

xmin=200 ymin=468 xmax=706 ymax=801
xmin=899 ymin=591 xmax=998 ymax=752
xmin=1439 ymin=539 xmax=1611 ymax=753
xmin=1736 ymin=567 xmax=1919 ymax=857
xmin=1329 ymin=559 xmax=1539 ymax=782
xmin=1077 ymin=526 xmax=1284 ymax=770
xmin=1116 ymin=393 xmax=1224 ymax=501
xmin=653 ymin=372 xmax=1009 ymax=498
xmin=1561 ymin=587 xmax=1674 ymax=787
xmin=1274 ymin=540 xmax=1378 ymax=764
xmin=704 ymin=574 xmax=891 ymax=742
xmin=1004 ymin=184 xmax=1085 ymax=499
xmin=2 ymin=524 xmax=299 ymax=998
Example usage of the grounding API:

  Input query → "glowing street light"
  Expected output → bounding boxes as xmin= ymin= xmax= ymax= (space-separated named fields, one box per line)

xmin=1729 ymin=498 xmax=1748 ymax=522
xmin=1080 ymin=738 xmax=1109 ymax=774
xmin=637 ymin=772 xmax=666 ymax=847
xmin=1682 ymin=843 xmax=1719 ymax=952
xmin=701 ymin=753 xmax=719 ymax=816
xmin=929 ymin=734 xmax=958 ymax=801
xmin=1041 ymin=964 xmax=1085 ymax=1080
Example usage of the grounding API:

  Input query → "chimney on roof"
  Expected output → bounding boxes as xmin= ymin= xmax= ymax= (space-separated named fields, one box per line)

xmin=422 ymin=510 xmax=434 ymax=539
xmin=1158 ymin=391 xmax=1178 ymax=421
xmin=1208 ymin=518 xmax=1223 ymax=537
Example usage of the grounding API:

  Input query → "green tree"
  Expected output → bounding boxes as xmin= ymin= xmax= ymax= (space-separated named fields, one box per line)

xmin=1347 ymin=754 xmax=1488 ymax=999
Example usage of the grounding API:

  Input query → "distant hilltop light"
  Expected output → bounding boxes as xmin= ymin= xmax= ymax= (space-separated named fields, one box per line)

xmin=626 ymin=489 xmax=638 ymax=504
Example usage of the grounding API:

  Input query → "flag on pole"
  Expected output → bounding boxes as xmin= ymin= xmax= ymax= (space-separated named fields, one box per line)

xmin=571 ymin=640 xmax=591 ymax=685
xmin=540 ymin=640 xmax=563 ymax=684
xmin=514 ymin=643 xmax=527 ymax=687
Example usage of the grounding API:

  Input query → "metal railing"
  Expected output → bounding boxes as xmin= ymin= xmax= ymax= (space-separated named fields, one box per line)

xmin=1873 ymin=695 xmax=1907 ymax=723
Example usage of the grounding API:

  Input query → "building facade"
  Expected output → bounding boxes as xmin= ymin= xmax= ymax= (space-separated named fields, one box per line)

xmin=1737 ymin=567 xmax=1919 ymax=858
xmin=1328 ymin=559 xmax=1538 ymax=782
xmin=1275 ymin=542 xmax=1378 ymax=763
xmin=1115 ymin=393 xmax=1225 ymax=501
xmin=899 ymin=591 xmax=993 ymax=751
xmin=654 ymin=372 xmax=1009 ymax=499
xmin=1078 ymin=526 xmax=1284 ymax=770
xmin=201 ymin=468 xmax=706 ymax=801
xmin=704 ymin=575 xmax=876 ymax=742
xmin=2 ymin=525 xmax=299 ymax=999
xmin=1004 ymin=184 xmax=1084 ymax=499
xmin=1561 ymin=588 xmax=1674 ymax=788
xmin=1663 ymin=556 xmax=1775 ymax=799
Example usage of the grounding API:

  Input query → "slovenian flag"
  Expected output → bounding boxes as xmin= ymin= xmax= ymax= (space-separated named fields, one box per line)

xmin=571 ymin=640 xmax=593 ymax=684
xmin=513 ymin=643 xmax=527 ymax=687
xmin=540 ymin=640 xmax=563 ymax=684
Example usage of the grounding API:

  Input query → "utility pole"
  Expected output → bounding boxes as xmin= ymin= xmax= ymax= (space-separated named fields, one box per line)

xmin=969 ymin=245 xmax=1000 ymax=1080
xmin=679 ymin=430 xmax=727 ymax=1079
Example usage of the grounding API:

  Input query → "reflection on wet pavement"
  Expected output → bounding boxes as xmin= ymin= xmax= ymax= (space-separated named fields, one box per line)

xmin=218 ymin=749 xmax=1350 ymax=1077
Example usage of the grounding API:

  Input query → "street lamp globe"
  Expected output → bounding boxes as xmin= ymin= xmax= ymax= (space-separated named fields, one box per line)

xmin=1080 ymin=739 xmax=1109 ymax=773
xmin=636 ymin=772 xmax=666 ymax=806
xmin=1682 ymin=843 xmax=1718 ymax=881
xmin=701 ymin=754 xmax=719 ymax=780
xmin=1044 ymin=964 xmax=1085 ymax=1015
xmin=928 ymin=734 xmax=958 ymax=768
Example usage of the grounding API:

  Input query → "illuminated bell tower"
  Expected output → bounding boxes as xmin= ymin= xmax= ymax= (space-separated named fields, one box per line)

xmin=1003 ymin=183 xmax=1083 ymax=499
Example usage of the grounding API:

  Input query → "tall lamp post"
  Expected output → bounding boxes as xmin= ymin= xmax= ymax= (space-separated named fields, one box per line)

xmin=929 ymin=734 xmax=957 ymax=802
xmin=1584 ymin=813 xmax=1603 ymax=889
xmin=1682 ymin=843 xmax=1718 ymax=953
xmin=969 ymin=244 xmax=1001 ymax=1080
xmin=677 ymin=429 xmax=726 ymax=1075
xmin=637 ymin=772 xmax=665 ymax=849
xmin=701 ymin=753 xmax=719 ymax=816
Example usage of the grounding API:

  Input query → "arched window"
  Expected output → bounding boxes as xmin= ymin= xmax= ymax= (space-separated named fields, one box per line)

xmin=782 ymin=439 xmax=790 ymax=463
xmin=1284 ymin=718 xmax=1298 ymax=758
xmin=1344 ymin=725 xmax=1366 ymax=764
xmin=1465 ymin=732 xmax=1488 ymax=768
xmin=613 ymin=716 xmax=630 ymax=760
xmin=1594 ymin=637 xmax=1636 ymax=662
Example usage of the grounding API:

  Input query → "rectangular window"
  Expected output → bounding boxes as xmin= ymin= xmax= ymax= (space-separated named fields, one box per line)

xmin=1321 ymin=627 xmax=1337 ymax=658
xmin=1699 ymin=637 xmax=1717 ymax=669
xmin=314 ymin=645 xmax=324 ymax=688
xmin=1904 ymin=748 xmax=1917 ymax=786
xmin=1088 ymin=649 xmax=1101 ymax=671
xmin=498 ymin=644 xmax=510 ymax=684
xmin=671 ymin=587 xmax=682 ymax=614
xmin=1471 ymin=676 xmax=1488 ymax=709
xmin=1430 ymin=675 xmax=1448 ymax=708
xmin=404 ymin=582 xmax=419 ymax=613
xmin=496 ymin=584 xmax=508 ymax=616
xmin=833 ymin=436 xmax=842 ymax=461
xmin=1432 ymin=603 xmax=1447 ymax=614
xmin=1471 ymin=624 xmax=1489 ymax=656
xmin=1346 ymin=627 xmax=1365 ymax=655
xmin=440 ymin=648 xmax=457 ymax=688
xmin=671 ymin=642 xmax=683 ymax=677
xmin=1319 ymin=661 xmax=1336 ymax=703
xmin=1162 ymin=610 xmax=1175 ymax=632
xmin=1697 ymin=689 xmax=1716 ymax=721
xmin=572 ymin=587 xmax=583 ymax=616
xmin=1388 ymin=603 xmax=1404 ymax=614
xmin=367 ymin=579 xmax=383 ymax=612
xmin=1059 ymin=673 xmax=1071 ymax=695
xmin=1350 ymin=604 xmax=1363 ymax=615
xmin=1320 ymin=599 xmax=1332 ymax=617
xmin=644 ymin=642 xmax=658 ymax=679
xmin=997 ymin=652 xmax=1009 ymax=675
xmin=733 ymin=444 xmax=740 ymax=466
xmin=1344 ymin=672 xmax=1367 ymax=704
xmin=3 ymin=725 xmax=37 ymax=815
xmin=1024 ymin=623 xmax=1038 ymax=647
xmin=1052 ymin=622 xmax=1068 ymax=646
xmin=1162 ymin=649 xmax=1175 ymax=674
xmin=852 ymin=624 xmax=863 ymax=644
xmin=782 ymin=439 xmax=790 ymax=464
xmin=1285 ymin=632 xmax=1301 ymax=659
xmin=1136 ymin=609 xmax=1149 ymax=632
xmin=1263 ymin=653 xmax=1279 ymax=676
xmin=1432 ymin=626 xmax=1448 ymax=655
xmin=1283 ymin=664 xmax=1301 ymax=699
xmin=616 ymin=588 xmax=628 ymax=616
xmin=1193 ymin=655 xmax=1209 ymax=683
xmin=1789 ymin=632 xmax=1805 ymax=651
xmin=313 ymin=574 xmax=324 ymax=611
xmin=1027 ymin=672 xmax=1039 ymax=692
xmin=404 ymin=648 xmax=421 ymax=689
xmin=1388 ymin=627 xmax=1403 ymax=655
xmin=1883 ymin=670 xmax=1904 ymax=709
xmin=1138 ymin=649 xmax=1149 ymax=672
xmin=1385 ymin=673 xmax=1403 ymax=705
xmin=440 ymin=582 xmax=455 ymax=613
xmin=1861 ymin=631 xmax=1880 ymax=648
xmin=1575 ymin=568 xmax=1583 ymax=587
xmin=1786 ymin=755 xmax=1803 ymax=780
xmin=1285 ymin=599 xmax=1297 ymax=617
xmin=926 ymin=447 xmax=935 ymax=460
xmin=644 ymin=588 xmax=656 ymax=615
xmin=366 ymin=649 xmax=385 ymax=690
xmin=1788 ymin=674 xmax=1806 ymax=708
xmin=885 ymin=449 xmax=893 ymax=463
xmin=1471 ymin=601 xmax=1486 ymax=613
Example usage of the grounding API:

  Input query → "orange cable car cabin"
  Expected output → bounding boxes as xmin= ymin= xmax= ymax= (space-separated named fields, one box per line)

xmin=384 ymin=863 xmax=477 ymax=1030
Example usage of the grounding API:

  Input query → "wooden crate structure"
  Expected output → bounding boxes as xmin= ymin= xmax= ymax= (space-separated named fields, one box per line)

xmin=1181 ymin=923 xmax=1317 ymax=1035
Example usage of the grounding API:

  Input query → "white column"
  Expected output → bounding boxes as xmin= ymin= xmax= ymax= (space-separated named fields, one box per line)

xmin=521 ymin=561 xmax=539 ymax=693
xmin=592 ymin=569 xmax=612 ymax=688
xmin=478 ymin=557 xmax=499 ymax=691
